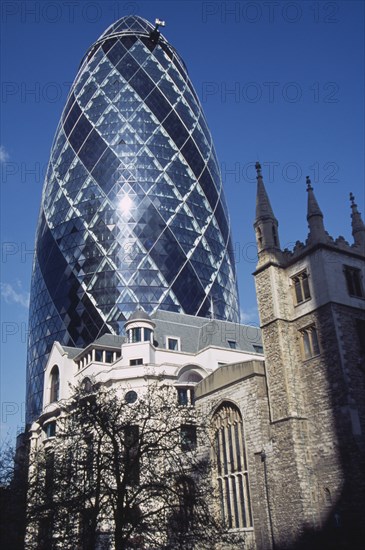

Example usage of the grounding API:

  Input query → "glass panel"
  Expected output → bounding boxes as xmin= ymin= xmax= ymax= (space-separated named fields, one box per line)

xmin=95 ymin=349 xmax=103 ymax=361
xmin=228 ymin=425 xmax=234 ymax=473
xmin=238 ymin=475 xmax=246 ymax=527
xmin=50 ymin=367 xmax=59 ymax=402
xmin=129 ymin=69 xmax=155 ymax=99
xmin=45 ymin=422 xmax=56 ymax=438
xmin=232 ymin=476 xmax=239 ymax=528
xmin=130 ymin=327 xmax=141 ymax=343
xmin=106 ymin=40 xmax=126 ymax=65
xmin=212 ymin=404 xmax=252 ymax=529
xmin=302 ymin=273 xmax=310 ymax=299
xmin=168 ymin=338 xmax=178 ymax=350
xmin=105 ymin=350 xmax=113 ymax=363
xmin=177 ymin=388 xmax=188 ymax=406
xmin=303 ymin=331 xmax=311 ymax=359
xmin=225 ymin=478 xmax=232 ymax=528
xmin=234 ymin=423 xmax=242 ymax=471
xmin=311 ymin=327 xmax=320 ymax=356
xmin=181 ymin=425 xmax=197 ymax=451
xmin=294 ymin=277 xmax=302 ymax=303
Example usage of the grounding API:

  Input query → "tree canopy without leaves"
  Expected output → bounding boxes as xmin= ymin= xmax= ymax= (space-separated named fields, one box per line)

xmin=0 ymin=434 xmax=28 ymax=549
xmin=26 ymin=379 xmax=237 ymax=549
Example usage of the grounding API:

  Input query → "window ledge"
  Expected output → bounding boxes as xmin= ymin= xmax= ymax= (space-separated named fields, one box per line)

xmin=294 ymin=297 xmax=312 ymax=307
xmin=302 ymin=353 xmax=321 ymax=363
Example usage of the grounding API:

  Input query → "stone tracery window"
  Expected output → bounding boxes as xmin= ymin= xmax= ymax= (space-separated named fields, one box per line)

xmin=212 ymin=402 xmax=252 ymax=529
xmin=300 ymin=324 xmax=320 ymax=359
xmin=344 ymin=265 xmax=364 ymax=298
xmin=291 ymin=269 xmax=311 ymax=305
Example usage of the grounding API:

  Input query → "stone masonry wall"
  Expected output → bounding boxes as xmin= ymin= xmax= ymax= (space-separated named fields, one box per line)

xmin=196 ymin=365 xmax=272 ymax=550
xmin=255 ymin=252 xmax=365 ymax=548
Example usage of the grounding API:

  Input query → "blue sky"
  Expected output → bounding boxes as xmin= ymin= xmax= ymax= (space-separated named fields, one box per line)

xmin=1 ymin=0 xmax=364 ymax=441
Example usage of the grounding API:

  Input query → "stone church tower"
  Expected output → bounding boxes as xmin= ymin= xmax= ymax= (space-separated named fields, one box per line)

xmin=253 ymin=162 xmax=365 ymax=547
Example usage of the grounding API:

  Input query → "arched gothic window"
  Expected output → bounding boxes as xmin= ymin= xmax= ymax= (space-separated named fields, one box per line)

xmin=212 ymin=402 xmax=252 ymax=529
xmin=50 ymin=365 xmax=59 ymax=403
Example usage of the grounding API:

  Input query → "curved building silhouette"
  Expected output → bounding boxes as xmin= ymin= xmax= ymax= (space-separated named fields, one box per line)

xmin=26 ymin=15 xmax=239 ymax=421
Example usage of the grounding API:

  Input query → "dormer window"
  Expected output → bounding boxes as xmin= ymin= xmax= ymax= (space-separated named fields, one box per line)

xmin=253 ymin=344 xmax=263 ymax=353
xmin=166 ymin=337 xmax=180 ymax=351
xmin=50 ymin=365 xmax=59 ymax=403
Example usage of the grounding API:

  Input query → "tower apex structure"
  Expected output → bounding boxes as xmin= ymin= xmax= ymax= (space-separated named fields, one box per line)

xmin=306 ymin=176 xmax=327 ymax=244
xmin=254 ymin=161 xmax=281 ymax=265
xmin=25 ymin=15 xmax=239 ymax=422
xmin=350 ymin=192 xmax=365 ymax=250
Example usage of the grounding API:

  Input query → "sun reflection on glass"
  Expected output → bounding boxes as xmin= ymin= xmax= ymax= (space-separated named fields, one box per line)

xmin=119 ymin=195 xmax=133 ymax=213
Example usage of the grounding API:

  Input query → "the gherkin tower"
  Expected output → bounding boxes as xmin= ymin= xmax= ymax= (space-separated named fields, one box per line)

xmin=26 ymin=15 xmax=239 ymax=421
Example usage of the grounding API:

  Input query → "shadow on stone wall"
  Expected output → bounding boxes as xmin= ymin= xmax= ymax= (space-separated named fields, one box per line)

xmin=275 ymin=302 xmax=365 ymax=550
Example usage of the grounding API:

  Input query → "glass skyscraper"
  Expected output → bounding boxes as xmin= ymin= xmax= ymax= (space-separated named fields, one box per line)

xmin=26 ymin=15 xmax=239 ymax=421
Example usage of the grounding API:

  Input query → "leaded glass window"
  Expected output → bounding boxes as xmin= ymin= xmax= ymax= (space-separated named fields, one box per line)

xmin=212 ymin=403 xmax=252 ymax=529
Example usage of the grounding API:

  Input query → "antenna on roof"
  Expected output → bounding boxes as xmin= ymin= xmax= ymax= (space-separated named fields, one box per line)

xmin=150 ymin=18 xmax=166 ymax=44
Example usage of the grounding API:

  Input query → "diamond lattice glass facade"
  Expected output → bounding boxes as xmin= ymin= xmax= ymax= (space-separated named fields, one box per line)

xmin=26 ymin=16 xmax=239 ymax=422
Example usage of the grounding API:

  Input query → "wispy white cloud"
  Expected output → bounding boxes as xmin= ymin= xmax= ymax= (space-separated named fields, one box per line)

xmin=1 ymin=282 xmax=30 ymax=308
xmin=240 ymin=307 xmax=259 ymax=325
xmin=0 ymin=145 xmax=9 ymax=163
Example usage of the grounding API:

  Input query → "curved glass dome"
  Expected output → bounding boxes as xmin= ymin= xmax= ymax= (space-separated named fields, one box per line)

xmin=26 ymin=15 xmax=239 ymax=421
xmin=100 ymin=14 xmax=156 ymax=38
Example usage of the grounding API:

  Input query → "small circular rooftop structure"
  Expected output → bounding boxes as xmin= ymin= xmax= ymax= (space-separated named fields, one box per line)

xmin=100 ymin=15 xmax=156 ymax=39
xmin=124 ymin=310 xmax=156 ymax=340
xmin=128 ymin=309 xmax=152 ymax=322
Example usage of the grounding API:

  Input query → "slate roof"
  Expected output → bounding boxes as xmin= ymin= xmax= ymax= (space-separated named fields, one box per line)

xmin=62 ymin=346 xmax=83 ymax=358
xmin=151 ymin=310 xmax=262 ymax=354
xmin=58 ymin=311 xmax=262 ymax=356
xmin=92 ymin=334 xmax=125 ymax=347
